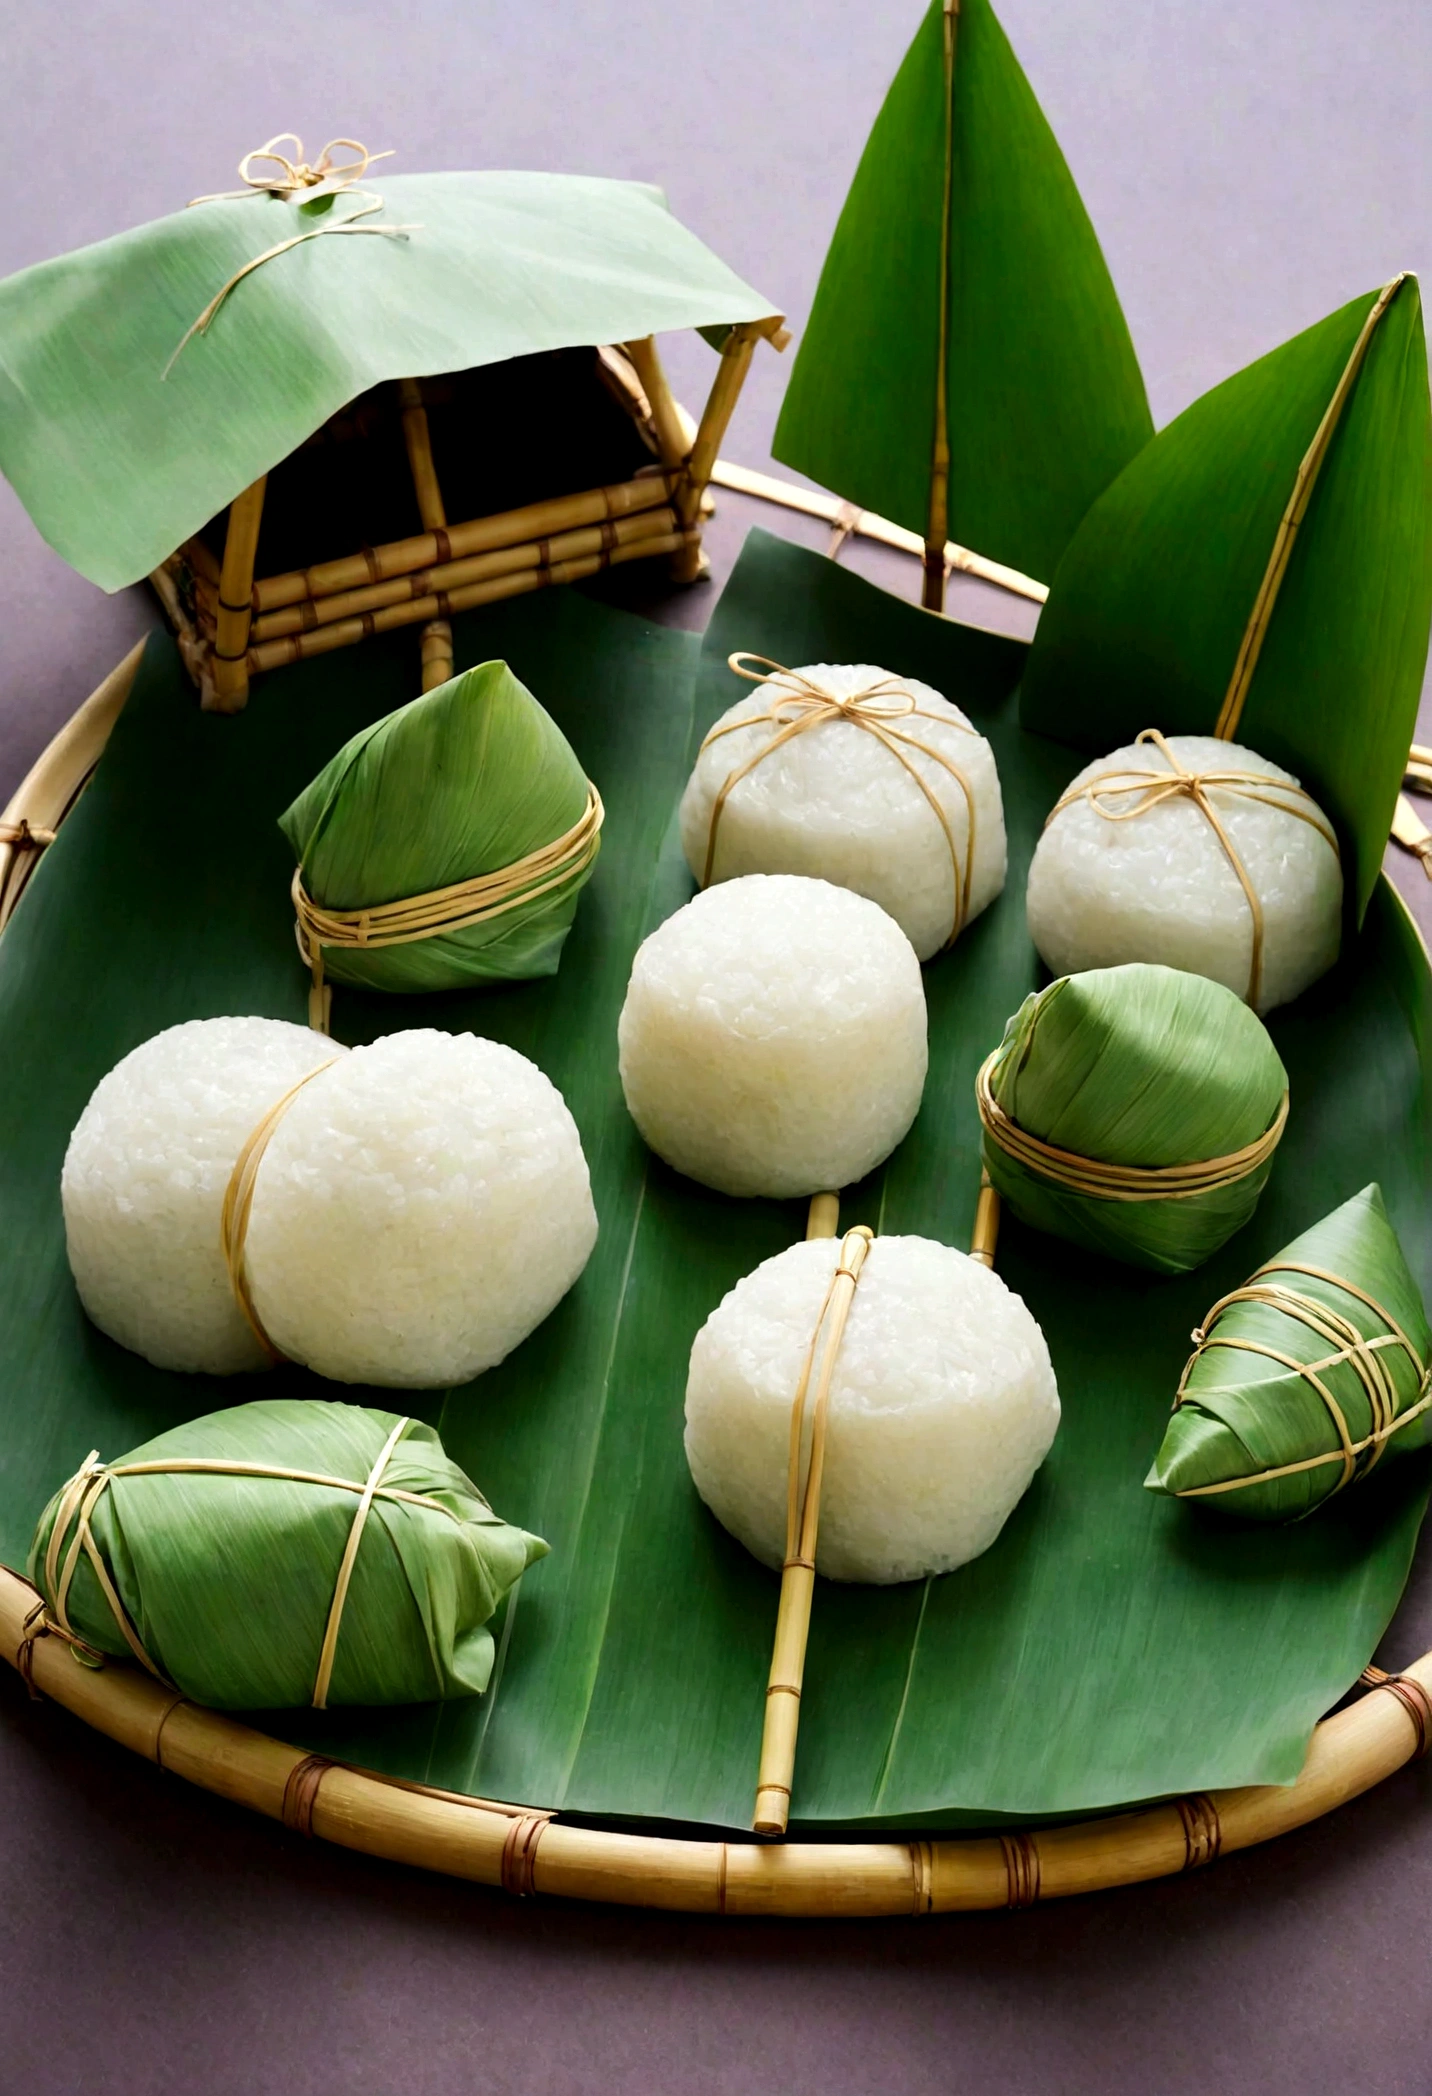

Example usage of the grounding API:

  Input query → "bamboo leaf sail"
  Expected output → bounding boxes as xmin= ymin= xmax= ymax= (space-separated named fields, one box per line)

xmin=771 ymin=0 xmax=1153 ymax=590
xmin=1020 ymin=277 xmax=1432 ymax=920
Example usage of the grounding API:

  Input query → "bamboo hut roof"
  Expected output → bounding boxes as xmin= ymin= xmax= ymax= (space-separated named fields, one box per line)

xmin=0 ymin=169 xmax=779 ymax=592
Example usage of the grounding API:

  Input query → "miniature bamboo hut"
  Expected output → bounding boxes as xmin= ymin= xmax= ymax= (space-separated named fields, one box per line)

xmin=0 ymin=145 xmax=786 ymax=711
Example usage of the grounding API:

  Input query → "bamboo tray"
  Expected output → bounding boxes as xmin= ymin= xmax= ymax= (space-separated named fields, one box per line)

xmin=2 ymin=562 xmax=1430 ymax=1916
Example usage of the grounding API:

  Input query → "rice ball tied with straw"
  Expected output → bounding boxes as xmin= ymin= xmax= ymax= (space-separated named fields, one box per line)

xmin=679 ymin=653 xmax=1006 ymax=961
xmin=63 ymin=1018 xmax=597 ymax=1388
xmin=977 ymin=963 xmax=1289 ymax=1275
xmin=617 ymin=873 xmax=927 ymax=1199
xmin=280 ymin=659 xmax=602 ymax=1031
xmin=1026 ymin=729 xmax=1341 ymax=1013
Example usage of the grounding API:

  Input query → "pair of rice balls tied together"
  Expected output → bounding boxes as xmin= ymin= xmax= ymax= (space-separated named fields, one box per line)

xmin=624 ymin=667 xmax=1055 ymax=1584
xmin=63 ymin=1017 xmax=597 ymax=1388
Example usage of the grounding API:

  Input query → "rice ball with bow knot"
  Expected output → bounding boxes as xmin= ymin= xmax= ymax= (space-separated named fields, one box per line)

xmin=679 ymin=654 xmax=1006 ymax=961
xmin=1026 ymin=730 xmax=1341 ymax=1013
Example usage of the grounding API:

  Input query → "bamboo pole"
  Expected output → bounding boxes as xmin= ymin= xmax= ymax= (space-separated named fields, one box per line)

xmin=706 ymin=459 xmax=1049 ymax=605
xmin=399 ymin=379 xmax=455 ymax=690
xmin=250 ymin=475 xmax=675 ymax=614
xmin=754 ymin=1225 xmax=874 ymax=1836
xmin=672 ymin=322 xmax=764 ymax=582
xmin=209 ymin=478 xmax=267 ymax=714
xmin=806 ymin=1192 xmax=841 ymax=1240
xmin=248 ymin=507 xmax=677 ymax=644
xmin=245 ymin=530 xmax=688 ymax=675
xmin=624 ymin=337 xmax=692 ymax=478
xmin=923 ymin=0 xmax=959 ymax=612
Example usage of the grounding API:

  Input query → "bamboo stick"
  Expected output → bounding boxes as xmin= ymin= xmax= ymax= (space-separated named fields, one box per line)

xmin=248 ymin=507 xmax=677 ymax=643
xmin=251 ymin=475 xmax=675 ymax=614
xmin=624 ymin=337 xmax=692 ymax=476
xmin=923 ymin=0 xmax=959 ymax=612
xmin=245 ymin=530 xmax=690 ymax=675
xmin=754 ymin=1225 xmax=874 ymax=1836
xmin=399 ymin=378 xmax=455 ymax=691
xmin=806 ymin=1192 xmax=841 ymax=1240
xmin=182 ymin=534 xmax=222 ymax=588
xmin=2 ymin=1555 xmax=1429 ymax=1916
xmin=969 ymin=1170 xmax=1001 ymax=1267
xmin=706 ymin=458 xmax=1049 ymax=605
xmin=1214 ymin=274 xmax=1408 ymax=742
xmin=209 ymin=478 xmax=267 ymax=714
xmin=672 ymin=322 xmax=763 ymax=582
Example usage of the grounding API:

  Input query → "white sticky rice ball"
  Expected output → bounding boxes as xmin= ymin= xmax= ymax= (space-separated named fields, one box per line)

xmin=685 ymin=1235 xmax=1060 ymax=1583
xmin=679 ymin=663 xmax=1007 ymax=960
xmin=617 ymin=874 xmax=927 ymax=1199
xmin=1026 ymin=735 xmax=1342 ymax=1013
xmin=62 ymin=1016 xmax=345 ymax=1375
xmin=245 ymin=1029 xmax=597 ymax=1388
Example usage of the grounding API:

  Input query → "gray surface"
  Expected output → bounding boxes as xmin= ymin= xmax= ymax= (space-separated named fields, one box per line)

xmin=2 ymin=4 xmax=1432 ymax=2091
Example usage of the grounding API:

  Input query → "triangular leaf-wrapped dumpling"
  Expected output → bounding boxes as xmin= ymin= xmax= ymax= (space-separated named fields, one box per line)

xmin=1147 ymin=1186 xmax=1432 ymax=1522
xmin=279 ymin=659 xmax=600 ymax=999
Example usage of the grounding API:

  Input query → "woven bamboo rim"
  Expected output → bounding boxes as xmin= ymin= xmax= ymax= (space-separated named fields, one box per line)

xmin=1 ymin=655 xmax=1431 ymax=1914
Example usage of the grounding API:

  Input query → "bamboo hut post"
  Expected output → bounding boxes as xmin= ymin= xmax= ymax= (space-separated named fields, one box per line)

xmin=671 ymin=321 xmax=771 ymax=583
xmin=624 ymin=336 xmax=692 ymax=482
xmin=208 ymin=478 xmax=267 ymax=713
xmin=399 ymin=379 xmax=456 ymax=691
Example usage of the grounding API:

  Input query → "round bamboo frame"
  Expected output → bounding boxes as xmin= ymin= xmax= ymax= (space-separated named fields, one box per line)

xmin=2 ymin=658 xmax=1430 ymax=1915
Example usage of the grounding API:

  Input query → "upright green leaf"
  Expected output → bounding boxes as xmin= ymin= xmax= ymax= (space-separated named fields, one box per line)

xmin=1021 ymin=278 xmax=1432 ymax=918
xmin=772 ymin=0 xmax=1153 ymax=585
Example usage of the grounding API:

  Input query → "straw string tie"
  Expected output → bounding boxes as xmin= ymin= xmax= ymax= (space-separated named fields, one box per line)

xmin=167 ymin=135 xmax=416 ymax=376
xmin=1047 ymin=727 xmax=1340 ymax=1008
xmin=703 ymin=653 xmax=980 ymax=949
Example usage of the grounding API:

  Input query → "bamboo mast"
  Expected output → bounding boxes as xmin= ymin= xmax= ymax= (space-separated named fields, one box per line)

xmin=922 ymin=0 xmax=959 ymax=613
xmin=399 ymin=379 xmax=456 ymax=690
xmin=209 ymin=478 xmax=267 ymax=713
xmin=672 ymin=321 xmax=767 ymax=582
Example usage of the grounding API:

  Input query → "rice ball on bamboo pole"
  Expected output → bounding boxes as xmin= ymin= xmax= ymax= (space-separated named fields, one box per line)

xmin=679 ymin=657 xmax=1006 ymax=959
xmin=617 ymin=874 xmax=927 ymax=1198
xmin=62 ymin=1017 xmax=346 ymax=1376
xmin=977 ymin=964 xmax=1288 ymax=1275
xmin=685 ymin=1234 xmax=1060 ymax=1583
xmin=1026 ymin=730 xmax=1341 ymax=1012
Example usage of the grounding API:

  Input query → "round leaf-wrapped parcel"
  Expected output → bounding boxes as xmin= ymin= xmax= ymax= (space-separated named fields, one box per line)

xmin=1146 ymin=1185 xmax=1432 ymax=1521
xmin=977 ymin=963 xmax=1288 ymax=1275
xmin=279 ymin=659 xmax=601 ymax=1003
xmin=27 ymin=1400 xmax=547 ymax=1710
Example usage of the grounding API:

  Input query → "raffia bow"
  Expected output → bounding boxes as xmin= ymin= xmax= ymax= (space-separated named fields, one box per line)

xmin=1046 ymin=728 xmax=1340 ymax=1009
xmin=166 ymin=134 xmax=416 ymax=376
xmin=700 ymin=654 xmax=981 ymax=949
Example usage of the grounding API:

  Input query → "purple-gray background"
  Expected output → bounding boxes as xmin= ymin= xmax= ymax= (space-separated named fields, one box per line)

xmin=2 ymin=5 xmax=1431 ymax=2091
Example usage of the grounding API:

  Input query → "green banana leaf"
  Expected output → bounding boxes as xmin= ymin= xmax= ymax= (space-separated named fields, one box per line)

xmin=1147 ymin=1185 xmax=1432 ymax=1523
xmin=0 ymin=171 xmax=778 ymax=593
xmin=0 ymin=528 xmax=1427 ymax=1833
xmin=983 ymin=965 xmax=1288 ymax=1275
xmin=1020 ymin=278 xmax=1432 ymax=921
xmin=28 ymin=1399 xmax=545 ymax=1708
xmin=771 ymin=0 xmax=1152 ymax=583
xmin=278 ymin=660 xmax=596 ymax=994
